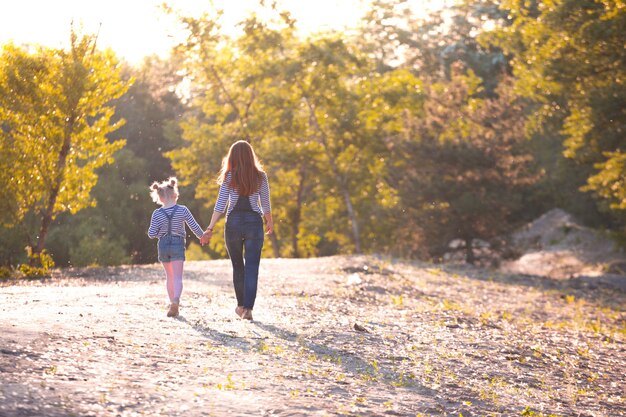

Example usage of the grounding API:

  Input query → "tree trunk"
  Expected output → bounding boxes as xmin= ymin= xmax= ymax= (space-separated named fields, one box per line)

xmin=464 ymin=238 xmax=475 ymax=265
xmin=31 ymin=120 xmax=73 ymax=265
xmin=269 ymin=231 xmax=281 ymax=258
xmin=342 ymin=184 xmax=362 ymax=254
xmin=291 ymin=167 xmax=307 ymax=258
xmin=301 ymin=95 xmax=362 ymax=254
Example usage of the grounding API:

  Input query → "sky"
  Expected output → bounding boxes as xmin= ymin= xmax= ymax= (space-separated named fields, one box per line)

xmin=0 ymin=0 xmax=446 ymax=65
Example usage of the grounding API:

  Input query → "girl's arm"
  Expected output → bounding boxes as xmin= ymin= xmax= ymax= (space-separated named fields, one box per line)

xmin=147 ymin=210 xmax=160 ymax=239
xmin=184 ymin=207 xmax=205 ymax=239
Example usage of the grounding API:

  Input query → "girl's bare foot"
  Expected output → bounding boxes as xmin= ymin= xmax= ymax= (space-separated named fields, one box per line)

xmin=167 ymin=303 xmax=179 ymax=317
xmin=235 ymin=306 xmax=244 ymax=318
xmin=242 ymin=308 xmax=253 ymax=321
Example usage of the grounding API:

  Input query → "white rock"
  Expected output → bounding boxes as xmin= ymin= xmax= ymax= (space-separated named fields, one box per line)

xmin=346 ymin=273 xmax=362 ymax=285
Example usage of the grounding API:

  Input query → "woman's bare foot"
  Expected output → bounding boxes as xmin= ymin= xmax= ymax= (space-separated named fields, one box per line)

xmin=235 ymin=306 xmax=244 ymax=318
xmin=167 ymin=303 xmax=179 ymax=317
xmin=242 ymin=308 xmax=253 ymax=321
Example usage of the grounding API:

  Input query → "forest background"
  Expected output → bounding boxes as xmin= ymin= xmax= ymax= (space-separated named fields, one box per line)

xmin=0 ymin=0 xmax=624 ymax=272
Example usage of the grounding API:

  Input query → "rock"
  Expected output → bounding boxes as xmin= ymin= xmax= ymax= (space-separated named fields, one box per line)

xmin=473 ymin=239 xmax=490 ymax=249
xmin=346 ymin=273 xmax=362 ymax=285
xmin=606 ymin=261 xmax=626 ymax=276
xmin=501 ymin=208 xmax=626 ymax=279
xmin=353 ymin=323 xmax=369 ymax=332
xmin=448 ymin=239 xmax=464 ymax=249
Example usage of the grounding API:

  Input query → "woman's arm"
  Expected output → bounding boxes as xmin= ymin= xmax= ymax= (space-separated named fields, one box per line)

xmin=264 ymin=212 xmax=274 ymax=235
xmin=206 ymin=210 xmax=223 ymax=232
xmin=214 ymin=174 xmax=230 ymax=214
xmin=200 ymin=210 xmax=223 ymax=245
xmin=259 ymin=172 xmax=271 ymax=214
xmin=201 ymin=176 xmax=230 ymax=245
xmin=260 ymin=173 xmax=273 ymax=235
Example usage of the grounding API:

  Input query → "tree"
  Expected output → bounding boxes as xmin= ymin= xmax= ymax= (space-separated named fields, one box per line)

xmin=390 ymin=71 xmax=539 ymax=262
xmin=0 ymin=30 xmax=130 ymax=263
xmin=42 ymin=56 xmax=191 ymax=267
xmin=108 ymin=57 xmax=189 ymax=263
xmin=168 ymin=3 xmax=426 ymax=256
xmin=113 ymin=56 xmax=185 ymax=182
xmin=359 ymin=0 xmax=509 ymax=89
xmin=483 ymin=0 xmax=626 ymax=222
xmin=166 ymin=9 xmax=287 ymax=257
xmin=283 ymin=36 xmax=376 ymax=254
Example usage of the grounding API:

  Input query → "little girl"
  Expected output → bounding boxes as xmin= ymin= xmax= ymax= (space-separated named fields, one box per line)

xmin=148 ymin=177 xmax=204 ymax=317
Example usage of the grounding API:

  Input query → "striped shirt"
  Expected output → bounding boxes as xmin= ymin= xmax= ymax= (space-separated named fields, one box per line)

xmin=148 ymin=204 xmax=204 ymax=239
xmin=214 ymin=171 xmax=271 ymax=216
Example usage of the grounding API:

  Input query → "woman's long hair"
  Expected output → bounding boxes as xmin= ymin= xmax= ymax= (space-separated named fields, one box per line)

xmin=218 ymin=140 xmax=264 ymax=196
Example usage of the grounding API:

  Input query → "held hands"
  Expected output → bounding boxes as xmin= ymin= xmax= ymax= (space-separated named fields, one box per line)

xmin=200 ymin=228 xmax=213 ymax=246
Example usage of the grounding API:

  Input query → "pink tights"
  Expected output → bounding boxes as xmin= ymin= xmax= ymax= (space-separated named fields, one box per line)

xmin=161 ymin=260 xmax=184 ymax=304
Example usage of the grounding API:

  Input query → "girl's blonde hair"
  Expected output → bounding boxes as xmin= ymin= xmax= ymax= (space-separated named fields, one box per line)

xmin=218 ymin=140 xmax=264 ymax=196
xmin=150 ymin=177 xmax=179 ymax=205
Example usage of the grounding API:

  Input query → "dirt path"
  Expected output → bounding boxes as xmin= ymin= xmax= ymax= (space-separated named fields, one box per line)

xmin=1 ymin=256 xmax=625 ymax=417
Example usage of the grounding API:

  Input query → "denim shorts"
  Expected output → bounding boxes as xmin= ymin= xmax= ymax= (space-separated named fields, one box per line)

xmin=157 ymin=235 xmax=186 ymax=262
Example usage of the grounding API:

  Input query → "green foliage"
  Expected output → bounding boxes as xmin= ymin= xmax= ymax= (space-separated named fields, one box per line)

xmin=17 ymin=247 xmax=55 ymax=277
xmin=168 ymin=8 xmax=402 ymax=256
xmin=69 ymin=236 xmax=130 ymax=267
xmin=0 ymin=266 xmax=12 ymax=279
xmin=112 ymin=56 xmax=185 ymax=181
xmin=0 ymin=51 xmax=188 ymax=268
xmin=389 ymin=72 xmax=539 ymax=260
xmin=584 ymin=151 xmax=626 ymax=211
xmin=186 ymin=242 xmax=212 ymax=261
xmin=0 ymin=221 xmax=31 ymax=267
xmin=520 ymin=406 xmax=561 ymax=417
xmin=2 ymin=2 xmax=622 ymax=267
xmin=0 ymin=37 xmax=127 ymax=222
xmin=0 ymin=28 xmax=131 ymax=260
xmin=360 ymin=0 xmax=508 ymax=89
xmin=42 ymin=147 xmax=154 ymax=267
xmin=482 ymin=0 xmax=626 ymax=221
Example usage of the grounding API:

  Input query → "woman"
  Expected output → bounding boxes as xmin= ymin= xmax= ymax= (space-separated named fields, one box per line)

xmin=201 ymin=141 xmax=273 ymax=321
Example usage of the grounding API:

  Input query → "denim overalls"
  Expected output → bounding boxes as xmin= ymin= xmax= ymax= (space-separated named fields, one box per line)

xmin=157 ymin=205 xmax=186 ymax=262
xmin=225 ymin=195 xmax=264 ymax=309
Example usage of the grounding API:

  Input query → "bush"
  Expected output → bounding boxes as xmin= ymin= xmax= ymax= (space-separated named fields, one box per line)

xmin=186 ymin=242 xmax=212 ymax=261
xmin=18 ymin=264 xmax=49 ymax=277
xmin=16 ymin=247 xmax=55 ymax=278
xmin=0 ymin=266 xmax=12 ymax=279
xmin=70 ymin=236 xmax=130 ymax=267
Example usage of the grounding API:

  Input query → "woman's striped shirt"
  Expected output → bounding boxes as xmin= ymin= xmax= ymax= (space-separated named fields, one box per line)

xmin=214 ymin=171 xmax=271 ymax=216
xmin=148 ymin=204 xmax=204 ymax=239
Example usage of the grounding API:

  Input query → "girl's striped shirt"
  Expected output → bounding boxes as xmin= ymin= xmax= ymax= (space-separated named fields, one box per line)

xmin=214 ymin=171 xmax=271 ymax=216
xmin=148 ymin=204 xmax=204 ymax=239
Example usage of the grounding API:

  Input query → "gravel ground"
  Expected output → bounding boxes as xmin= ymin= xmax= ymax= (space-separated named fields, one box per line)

xmin=1 ymin=256 xmax=625 ymax=417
